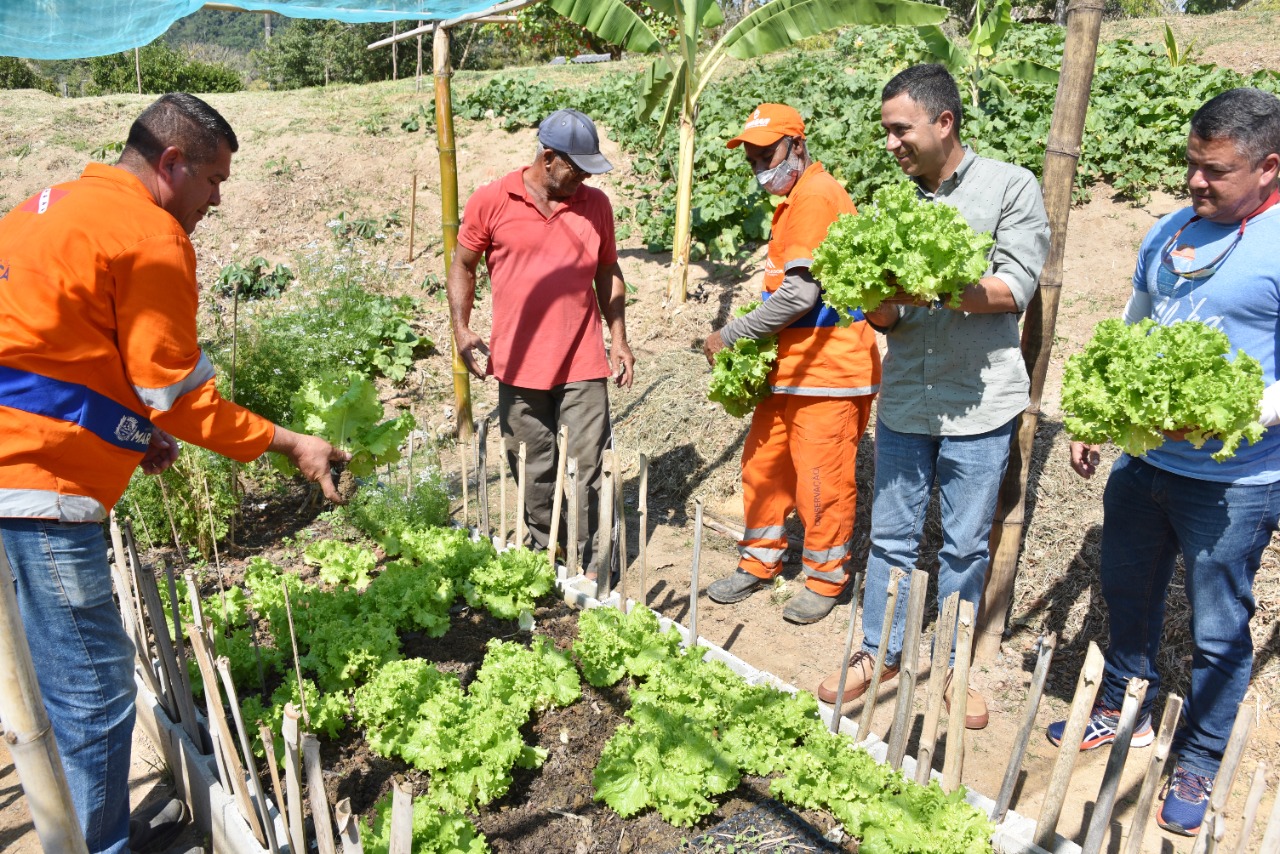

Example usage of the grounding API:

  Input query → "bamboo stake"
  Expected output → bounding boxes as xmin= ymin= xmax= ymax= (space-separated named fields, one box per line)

xmin=1235 ymin=762 xmax=1267 ymax=854
xmin=124 ymin=521 xmax=180 ymax=720
xmin=829 ymin=570 xmax=863 ymax=735
xmin=1082 ymin=677 xmax=1149 ymax=854
xmin=477 ymin=421 xmax=490 ymax=538
xmin=303 ymin=733 xmax=338 ymax=854
xmin=407 ymin=173 xmax=417 ymax=261
xmin=516 ymin=441 xmax=527 ymax=548
xmin=389 ymin=778 xmax=414 ymax=854
xmin=260 ymin=724 xmax=293 ymax=854
xmin=548 ymin=425 xmax=568 ymax=575
xmin=188 ymin=624 xmax=266 ymax=846
xmin=991 ymin=632 xmax=1057 ymax=821
xmin=498 ymin=436 xmax=508 ymax=547
xmin=1035 ymin=641 xmax=1106 ymax=849
xmin=1123 ymin=694 xmax=1183 ymax=854
xmin=942 ymin=599 xmax=975 ymax=793
xmin=1191 ymin=703 xmax=1255 ymax=854
xmin=335 ymin=798 xmax=364 ymax=853
xmin=130 ymin=496 xmax=157 ymax=552
xmin=283 ymin=705 xmax=306 ymax=854
xmin=110 ymin=514 xmax=150 ymax=673
xmin=282 ymin=580 xmax=310 ymax=728
xmin=978 ymin=0 xmax=1107 ymax=662
xmin=638 ymin=453 xmax=649 ymax=606
xmin=688 ymin=499 xmax=704 ymax=648
xmin=566 ymin=458 xmax=580 ymax=577
xmin=184 ymin=570 xmax=208 ymax=651
xmin=614 ymin=449 xmax=629 ymax=611
xmin=597 ymin=450 xmax=614 ymax=602
xmin=1259 ymin=762 xmax=1280 ymax=852
xmin=163 ymin=561 xmax=203 ymax=747
xmin=157 ymin=476 xmax=183 ymax=552
xmin=200 ymin=471 xmax=224 ymax=577
xmin=459 ymin=440 xmax=470 ymax=530
xmin=436 ymin=24 xmax=473 ymax=443
xmin=0 ymin=543 xmax=88 ymax=854
xmin=915 ymin=592 xmax=961 ymax=785
xmin=858 ymin=567 xmax=907 ymax=742
xmin=217 ymin=657 xmax=280 ymax=853
xmin=888 ymin=569 xmax=930 ymax=769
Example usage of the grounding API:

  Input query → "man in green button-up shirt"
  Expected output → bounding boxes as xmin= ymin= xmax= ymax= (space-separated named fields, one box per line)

xmin=817 ymin=64 xmax=1049 ymax=729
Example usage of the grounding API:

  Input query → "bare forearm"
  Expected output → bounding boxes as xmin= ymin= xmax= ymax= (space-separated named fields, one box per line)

xmin=955 ymin=276 xmax=1019 ymax=314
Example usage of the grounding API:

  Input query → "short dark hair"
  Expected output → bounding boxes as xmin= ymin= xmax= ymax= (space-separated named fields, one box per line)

xmin=882 ymin=64 xmax=964 ymax=136
xmin=124 ymin=93 xmax=238 ymax=167
xmin=1190 ymin=88 xmax=1280 ymax=166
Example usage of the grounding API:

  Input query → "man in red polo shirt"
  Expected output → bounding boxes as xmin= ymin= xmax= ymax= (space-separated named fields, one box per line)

xmin=447 ymin=109 xmax=634 ymax=578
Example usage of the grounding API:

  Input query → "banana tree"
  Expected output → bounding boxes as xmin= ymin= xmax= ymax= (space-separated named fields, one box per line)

xmin=549 ymin=0 xmax=949 ymax=303
xmin=916 ymin=0 xmax=1060 ymax=108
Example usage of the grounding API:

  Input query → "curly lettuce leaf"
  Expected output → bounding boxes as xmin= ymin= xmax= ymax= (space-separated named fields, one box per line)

xmin=707 ymin=301 xmax=778 ymax=418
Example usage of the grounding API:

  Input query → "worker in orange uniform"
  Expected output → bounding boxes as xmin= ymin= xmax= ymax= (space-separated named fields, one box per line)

xmin=0 ymin=93 xmax=346 ymax=854
xmin=703 ymin=104 xmax=880 ymax=624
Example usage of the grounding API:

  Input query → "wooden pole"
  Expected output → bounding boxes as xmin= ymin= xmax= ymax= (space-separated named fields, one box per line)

xmin=498 ymin=436 xmax=509 ymax=547
xmin=134 ymin=46 xmax=142 ymax=94
xmin=887 ymin=569 xmax=930 ymax=770
xmin=282 ymin=581 xmax=309 ymax=729
xmin=915 ymin=592 xmax=960 ymax=785
xmin=1235 ymin=762 xmax=1267 ymax=854
xmin=638 ymin=452 xmax=649 ymax=606
xmin=1082 ymin=677 xmax=1148 ymax=854
xmin=407 ymin=174 xmax=417 ymax=261
xmin=941 ymin=599 xmax=975 ymax=793
xmin=217 ymin=657 xmax=280 ymax=854
xmin=415 ymin=22 xmax=423 ymax=93
xmin=596 ymin=450 xmax=614 ymax=602
xmin=435 ymin=25 xmax=473 ymax=443
xmin=828 ymin=570 xmax=863 ymax=735
xmin=858 ymin=567 xmax=907 ymax=742
xmin=977 ymin=0 xmax=1106 ymax=662
xmin=459 ymin=439 xmax=470 ymax=530
xmin=335 ymin=798 xmax=364 ymax=853
xmin=260 ymin=724 xmax=293 ymax=854
xmin=303 ymin=733 xmax=338 ymax=854
xmin=390 ymin=21 xmax=398 ymax=80
xmin=162 ymin=561 xmax=203 ymax=747
xmin=124 ymin=521 xmax=180 ymax=721
xmin=1191 ymin=703 xmax=1255 ymax=854
xmin=614 ymin=450 xmax=628 ymax=611
xmin=991 ymin=632 xmax=1057 ymax=821
xmin=389 ymin=778 xmax=414 ymax=854
xmin=549 ymin=425 xmax=568 ymax=576
xmin=0 ymin=543 xmax=88 ymax=854
xmin=566 ymin=459 xmax=580 ymax=576
xmin=282 ymin=705 xmax=306 ymax=854
xmin=1259 ymin=761 xmax=1280 ymax=852
xmin=688 ymin=499 xmax=704 ymax=648
xmin=478 ymin=420 xmax=491 ymax=539
xmin=515 ymin=441 xmax=527 ymax=549
xmin=1036 ymin=641 xmax=1105 ymax=848
xmin=1123 ymin=695 xmax=1183 ymax=854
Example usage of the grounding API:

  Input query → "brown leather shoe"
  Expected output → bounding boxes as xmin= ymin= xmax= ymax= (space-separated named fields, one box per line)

xmin=943 ymin=671 xmax=989 ymax=730
xmin=817 ymin=650 xmax=899 ymax=704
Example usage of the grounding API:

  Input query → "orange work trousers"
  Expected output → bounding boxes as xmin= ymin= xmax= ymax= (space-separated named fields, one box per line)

xmin=738 ymin=393 xmax=874 ymax=597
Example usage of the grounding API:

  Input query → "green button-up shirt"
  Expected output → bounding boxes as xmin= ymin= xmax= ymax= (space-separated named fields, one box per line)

xmin=877 ymin=148 xmax=1050 ymax=436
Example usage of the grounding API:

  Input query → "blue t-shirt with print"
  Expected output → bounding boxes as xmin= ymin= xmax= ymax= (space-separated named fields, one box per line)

xmin=1130 ymin=203 xmax=1280 ymax=484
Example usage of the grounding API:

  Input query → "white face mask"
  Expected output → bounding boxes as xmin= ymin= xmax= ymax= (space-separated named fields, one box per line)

xmin=754 ymin=138 xmax=801 ymax=195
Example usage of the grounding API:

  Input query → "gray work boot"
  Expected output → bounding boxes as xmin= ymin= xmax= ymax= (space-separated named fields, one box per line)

xmin=783 ymin=588 xmax=838 ymax=624
xmin=129 ymin=798 xmax=188 ymax=854
xmin=707 ymin=569 xmax=765 ymax=604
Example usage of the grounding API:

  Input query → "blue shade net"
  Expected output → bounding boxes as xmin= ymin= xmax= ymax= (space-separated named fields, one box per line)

xmin=2 ymin=0 xmax=508 ymax=59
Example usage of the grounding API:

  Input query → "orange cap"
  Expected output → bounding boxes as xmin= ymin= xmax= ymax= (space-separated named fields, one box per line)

xmin=726 ymin=103 xmax=806 ymax=149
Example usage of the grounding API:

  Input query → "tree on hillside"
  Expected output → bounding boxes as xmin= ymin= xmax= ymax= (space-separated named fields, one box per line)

xmin=549 ymin=0 xmax=950 ymax=302
xmin=255 ymin=20 xmax=395 ymax=88
xmin=0 ymin=57 xmax=57 ymax=93
xmin=88 ymin=42 xmax=242 ymax=95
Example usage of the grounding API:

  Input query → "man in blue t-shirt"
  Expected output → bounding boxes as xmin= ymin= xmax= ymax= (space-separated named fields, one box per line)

xmin=1048 ymin=88 xmax=1280 ymax=838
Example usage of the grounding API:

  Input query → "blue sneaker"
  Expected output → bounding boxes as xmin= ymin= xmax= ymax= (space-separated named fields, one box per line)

xmin=1046 ymin=704 xmax=1154 ymax=750
xmin=1158 ymin=764 xmax=1212 ymax=836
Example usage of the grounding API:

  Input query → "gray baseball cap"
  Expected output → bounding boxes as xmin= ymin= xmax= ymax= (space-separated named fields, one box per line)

xmin=537 ymin=109 xmax=613 ymax=174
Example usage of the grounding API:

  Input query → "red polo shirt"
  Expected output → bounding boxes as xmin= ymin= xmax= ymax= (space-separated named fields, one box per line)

xmin=458 ymin=168 xmax=617 ymax=390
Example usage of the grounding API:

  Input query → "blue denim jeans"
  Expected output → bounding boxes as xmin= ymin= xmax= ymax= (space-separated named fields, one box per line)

xmin=1 ymin=519 xmax=136 ymax=854
xmin=1097 ymin=454 xmax=1279 ymax=778
xmin=860 ymin=417 xmax=1015 ymax=666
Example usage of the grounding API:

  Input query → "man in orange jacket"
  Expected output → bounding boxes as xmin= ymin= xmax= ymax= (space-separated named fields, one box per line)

xmin=704 ymin=104 xmax=880 ymax=624
xmin=0 ymin=93 xmax=346 ymax=854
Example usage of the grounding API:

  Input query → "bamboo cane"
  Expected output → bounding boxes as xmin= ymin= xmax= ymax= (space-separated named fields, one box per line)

xmin=1259 ymin=761 xmax=1280 ymax=852
xmin=303 ymin=733 xmax=338 ymax=854
xmin=548 ymin=425 xmax=568 ymax=576
xmin=1191 ymin=703 xmax=1255 ymax=854
xmin=688 ymin=499 xmax=704 ymax=648
xmin=184 ymin=570 xmax=208 ymax=651
xmin=0 ymin=542 xmax=88 ymax=854
xmin=498 ymin=436 xmax=509 ymax=547
xmin=991 ymin=632 xmax=1057 ymax=821
xmin=597 ymin=451 xmax=614 ymax=602
xmin=335 ymin=798 xmax=364 ymax=853
xmin=516 ymin=441 xmax=527 ymax=549
xmin=158 ymin=476 xmax=184 ymax=552
xmin=942 ymin=599 xmax=975 ymax=793
xmin=477 ymin=421 xmax=490 ymax=539
xmin=566 ymin=458 xmax=580 ymax=577
xmin=200 ymin=471 xmax=224 ymax=577
xmin=124 ymin=521 xmax=180 ymax=720
xmin=163 ymin=561 xmax=203 ymax=747
xmin=915 ymin=592 xmax=961 ymax=785
xmin=858 ymin=567 xmax=907 ymax=742
xmin=407 ymin=173 xmax=417 ymax=262
xmin=389 ymin=777 xmax=414 ymax=854
xmin=614 ymin=451 xmax=629 ymax=612
xmin=282 ymin=580 xmax=310 ymax=728
xmin=1235 ymin=762 xmax=1267 ymax=854
xmin=1082 ymin=677 xmax=1149 ymax=854
xmin=217 ymin=657 xmax=280 ymax=854
xmin=283 ymin=705 xmax=307 ymax=854
xmin=260 ymin=724 xmax=293 ymax=854
xmin=459 ymin=439 xmax=470 ymax=530
xmin=1035 ymin=641 xmax=1105 ymax=849
xmin=1123 ymin=694 xmax=1183 ymax=854
xmin=110 ymin=513 xmax=151 ymax=676
xmin=888 ymin=569 xmax=930 ymax=770
xmin=188 ymin=624 xmax=266 ymax=846
xmin=828 ymin=571 xmax=863 ymax=735
xmin=435 ymin=25 xmax=473 ymax=443
xmin=977 ymin=0 xmax=1107 ymax=662
xmin=638 ymin=452 xmax=649 ymax=606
